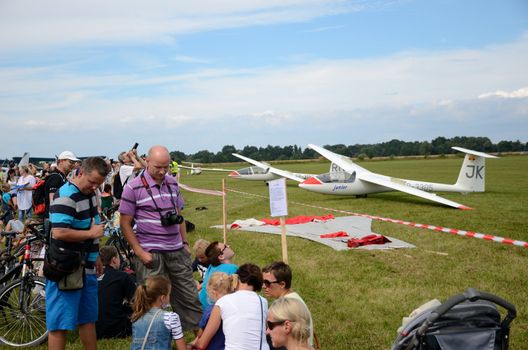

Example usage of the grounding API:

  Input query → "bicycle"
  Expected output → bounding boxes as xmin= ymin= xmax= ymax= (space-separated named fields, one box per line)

xmin=0 ymin=222 xmax=46 ymax=288
xmin=102 ymin=207 xmax=134 ymax=272
xmin=0 ymin=235 xmax=48 ymax=347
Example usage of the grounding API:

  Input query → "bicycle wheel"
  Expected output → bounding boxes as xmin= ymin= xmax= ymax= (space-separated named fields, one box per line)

xmin=105 ymin=236 xmax=133 ymax=270
xmin=0 ymin=277 xmax=48 ymax=347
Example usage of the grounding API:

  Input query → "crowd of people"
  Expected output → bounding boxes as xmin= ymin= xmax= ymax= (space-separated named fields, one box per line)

xmin=0 ymin=145 xmax=316 ymax=350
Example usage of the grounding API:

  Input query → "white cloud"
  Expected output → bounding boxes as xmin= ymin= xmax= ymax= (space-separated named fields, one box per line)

xmin=303 ymin=25 xmax=346 ymax=33
xmin=0 ymin=0 xmax=363 ymax=51
xmin=478 ymin=87 xmax=528 ymax=99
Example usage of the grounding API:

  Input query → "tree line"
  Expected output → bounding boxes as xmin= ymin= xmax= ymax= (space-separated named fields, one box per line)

xmin=170 ymin=136 xmax=527 ymax=163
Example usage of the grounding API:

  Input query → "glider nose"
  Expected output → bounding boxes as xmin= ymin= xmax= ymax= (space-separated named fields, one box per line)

xmin=300 ymin=176 xmax=322 ymax=187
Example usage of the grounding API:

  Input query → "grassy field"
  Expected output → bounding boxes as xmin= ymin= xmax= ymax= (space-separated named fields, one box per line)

xmin=25 ymin=154 xmax=527 ymax=349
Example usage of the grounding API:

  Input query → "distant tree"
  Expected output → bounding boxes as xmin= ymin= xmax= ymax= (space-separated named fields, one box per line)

xmin=190 ymin=150 xmax=214 ymax=163
xmin=173 ymin=137 xmax=521 ymax=164
xmin=170 ymin=150 xmax=187 ymax=163
xmin=431 ymin=137 xmax=450 ymax=155
xmin=220 ymin=145 xmax=238 ymax=162
xmin=418 ymin=141 xmax=432 ymax=156
xmin=241 ymin=146 xmax=260 ymax=160
xmin=302 ymin=148 xmax=317 ymax=159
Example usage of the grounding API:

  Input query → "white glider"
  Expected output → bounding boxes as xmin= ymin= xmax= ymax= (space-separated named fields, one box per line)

xmin=299 ymin=144 xmax=498 ymax=210
xmin=229 ymin=153 xmax=314 ymax=182
xmin=179 ymin=163 xmax=234 ymax=175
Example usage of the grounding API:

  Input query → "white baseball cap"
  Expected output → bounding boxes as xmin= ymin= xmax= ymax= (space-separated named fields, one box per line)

xmin=58 ymin=151 xmax=81 ymax=162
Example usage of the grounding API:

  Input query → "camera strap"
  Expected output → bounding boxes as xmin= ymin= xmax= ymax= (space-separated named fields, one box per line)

xmin=140 ymin=174 xmax=178 ymax=219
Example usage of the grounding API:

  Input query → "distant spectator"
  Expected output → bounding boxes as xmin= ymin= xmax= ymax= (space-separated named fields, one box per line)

xmin=5 ymin=218 xmax=24 ymax=236
xmin=16 ymin=165 xmax=35 ymax=221
xmin=117 ymin=148 xmax=146 ymax=193
xmin=0 ymin=217 xmax=23 ymax=246
xmin=6 ymin=169 xmax=18 ymax=210
xmin=100 ymin=183 xmax=114 ymax=211
xmin=1 ymin=184 xmax=15 ymax=229
xmin=96 ymin=246 xmax=137 ymax=339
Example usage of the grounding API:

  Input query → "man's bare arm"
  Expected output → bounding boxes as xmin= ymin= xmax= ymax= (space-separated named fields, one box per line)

xmin=120 ymin=214 xmax=152 ymax=265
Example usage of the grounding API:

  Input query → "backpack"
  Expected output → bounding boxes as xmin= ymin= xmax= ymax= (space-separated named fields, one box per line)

xmin=113 ymin=174 xmax=123 ymax=200
xmin=32 ymin=179 xmax=47 ymax=215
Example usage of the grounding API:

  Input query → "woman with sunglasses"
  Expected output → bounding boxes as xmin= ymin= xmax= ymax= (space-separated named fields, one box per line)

xmin=262 ymin=261 xmax=315 ymax=349
xmin=266 ymin=297 xmax=311 ymax=350
xmin=194 ymin=263 xmax=270 ymax=350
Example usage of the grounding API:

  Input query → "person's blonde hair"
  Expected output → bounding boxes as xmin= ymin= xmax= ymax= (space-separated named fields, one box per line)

xmin=131 ymin=275 xmax=171 ymax=322
xmin=206 ymin=272 xmax=237 ymax=302
xmin=268 ymin=298 xmax=311 ymax=344
xmin=193 ymin=239 xmax=210 ymax=257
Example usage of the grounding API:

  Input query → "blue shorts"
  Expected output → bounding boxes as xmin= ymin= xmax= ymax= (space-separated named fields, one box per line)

xmin=45 ymin=272 xmax=98 ymax=331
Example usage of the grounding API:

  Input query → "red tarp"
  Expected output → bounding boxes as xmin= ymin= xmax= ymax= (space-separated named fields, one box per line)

xmin=260 ymin=214 xmax=335 ymax=226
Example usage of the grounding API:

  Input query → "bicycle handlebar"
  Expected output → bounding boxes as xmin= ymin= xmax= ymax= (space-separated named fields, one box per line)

xmin=1 ymin=231 xmax=18 ymax=238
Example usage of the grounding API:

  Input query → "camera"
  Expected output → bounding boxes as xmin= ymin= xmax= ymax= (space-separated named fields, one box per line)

xmin=160 ymin=210 xmax=184 ymax=227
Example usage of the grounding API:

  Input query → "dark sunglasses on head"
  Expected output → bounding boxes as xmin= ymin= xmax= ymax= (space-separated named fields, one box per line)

xmin=267 ymin=320 xmax=286 ymax=330
xmin=263 ymin=279 xmax=280 ymax=287
xmin=220 ymin=244 xmax=230 ymax=254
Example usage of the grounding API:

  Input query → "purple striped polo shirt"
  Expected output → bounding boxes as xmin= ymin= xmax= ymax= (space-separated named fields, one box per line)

xmin=119 ymin=170 xmax=184 ymax=252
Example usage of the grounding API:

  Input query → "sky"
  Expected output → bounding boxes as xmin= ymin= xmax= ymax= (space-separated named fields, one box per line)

xmin=1 ymin=0 xmax=527 ymax=159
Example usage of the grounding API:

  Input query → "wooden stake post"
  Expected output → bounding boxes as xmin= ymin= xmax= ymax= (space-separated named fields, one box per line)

xmin=222 ymin=178 xmax=227 ymax=244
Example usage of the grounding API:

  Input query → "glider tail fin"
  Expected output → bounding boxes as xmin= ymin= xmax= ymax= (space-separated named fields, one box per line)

xmin=453 ymin=147 xmax=498 ymax=193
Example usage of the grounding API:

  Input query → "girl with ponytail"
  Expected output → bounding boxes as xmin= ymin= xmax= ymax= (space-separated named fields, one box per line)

xmin=130 ymin=275 xmax=187 ymax=350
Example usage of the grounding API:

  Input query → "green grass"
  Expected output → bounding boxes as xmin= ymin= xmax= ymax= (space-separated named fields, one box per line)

xmin=23 ymin=154 xmax=528 ymax=349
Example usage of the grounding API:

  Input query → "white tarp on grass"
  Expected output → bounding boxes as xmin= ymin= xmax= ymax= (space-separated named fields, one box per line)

xmin=212 ymin=216 xmax=415 ymax=251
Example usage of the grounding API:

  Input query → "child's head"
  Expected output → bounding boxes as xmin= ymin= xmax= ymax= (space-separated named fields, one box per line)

xmin=103 ymin=183 xmax=112 ymax=194
xmin=193 ymin=239 xmax=210 ymax=265
xmin=99 ymin=246 xmax=119 ymax=267
xmin=206 ymin=272 xmax=236 ymax=302
xmin=205 ymin=241 xmax=235 ymax=267
xmin=131 ymin=275 xmax=171 ymax=322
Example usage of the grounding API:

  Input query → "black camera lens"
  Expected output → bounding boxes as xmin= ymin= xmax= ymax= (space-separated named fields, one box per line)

xmin=161 ymin=211 xmax=184 ymax=226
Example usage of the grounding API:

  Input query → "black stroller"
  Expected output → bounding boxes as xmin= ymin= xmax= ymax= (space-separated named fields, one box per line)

xmin=391 ymin=288 xmax=516 ymax=350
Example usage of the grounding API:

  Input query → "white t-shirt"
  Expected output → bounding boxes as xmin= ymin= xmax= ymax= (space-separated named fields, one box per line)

xmin=16 ymin=174 xmax=36 ymax=210
xmin=7 ymin=219 xmax=24 ymax=233
xmin=119 ymin=165 xmax=135 ymax=185
xmin=216 ymin=290 xmax=270 ymax=350
xmin=163 ymin=311 xmax=184 ymax=340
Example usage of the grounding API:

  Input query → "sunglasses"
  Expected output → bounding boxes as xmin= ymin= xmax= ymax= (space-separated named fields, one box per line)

xmin=220 ymin=244 xmax=230 ymax=254
xmin=266 ymin=320 xmax=285 ymax=330
xmin=263 ymin=279 xmax=280 ymax=287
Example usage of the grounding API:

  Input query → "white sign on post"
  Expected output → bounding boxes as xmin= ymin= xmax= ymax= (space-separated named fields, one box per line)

xmin=268 ymin=178 xmax=288 ymax=217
